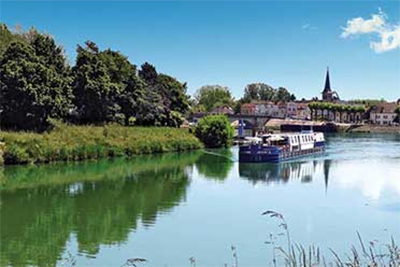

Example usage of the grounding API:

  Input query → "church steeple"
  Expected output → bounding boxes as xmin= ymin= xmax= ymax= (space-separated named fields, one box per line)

xmin=323 ymin=67 xmax=331 ymax=92
xmin=321 ymin=67 xmax=340 ymax=102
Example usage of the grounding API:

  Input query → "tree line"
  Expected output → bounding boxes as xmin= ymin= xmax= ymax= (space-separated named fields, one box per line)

xmin=0 ymin=24 xmax=298 ymax=131
xmin=192 ymin=83 xmax=296 ymax=113
xmin=308 ymin=102 xmax=366 ymax=123
xmin=0 ymin=24 xmax=189 ymax=131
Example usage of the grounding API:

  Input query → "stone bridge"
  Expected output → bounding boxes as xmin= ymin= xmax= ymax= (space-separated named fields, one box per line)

xmin=191 ymin=112 xmax=274 ymax=130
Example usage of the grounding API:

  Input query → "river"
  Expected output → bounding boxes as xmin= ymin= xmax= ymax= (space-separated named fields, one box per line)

xmin=1 ymin=133 xmax=399 ymax=267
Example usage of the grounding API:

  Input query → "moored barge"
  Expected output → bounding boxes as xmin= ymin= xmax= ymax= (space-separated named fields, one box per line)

xmin=239 ymin=132 xmax=325 ymax=163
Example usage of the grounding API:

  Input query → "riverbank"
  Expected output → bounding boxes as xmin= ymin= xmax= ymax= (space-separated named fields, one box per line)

xmin=266 ymin=119 xmax=400 ymax=134
xmin=0 ymin=124 xmax=202 ymax=165
xmin=346 ymin=124 xmax=400 ymax=133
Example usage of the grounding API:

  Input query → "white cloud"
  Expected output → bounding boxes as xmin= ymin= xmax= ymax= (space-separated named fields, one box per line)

xmin=302 ymin=23 xmax=317 ymax=31
xmin=341 ymin=9 xmax=400 ymax=53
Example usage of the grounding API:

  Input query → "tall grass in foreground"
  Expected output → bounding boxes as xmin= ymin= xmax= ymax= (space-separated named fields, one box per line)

xmin=185 ymin=211 xmax=399 ymax=267
xmin=0 ymin=124 xmax=202 ymax=165
xmin=260 ymin=211 xmax=400 ymax=267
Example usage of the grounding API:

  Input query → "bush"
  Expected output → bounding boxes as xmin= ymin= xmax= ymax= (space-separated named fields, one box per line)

xmin=195 ymin=115 xmax=234 ymax=148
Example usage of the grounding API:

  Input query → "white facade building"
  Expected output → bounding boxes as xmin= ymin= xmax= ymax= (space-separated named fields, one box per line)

xmin=370 ymin=103 xmax=398 ymax=125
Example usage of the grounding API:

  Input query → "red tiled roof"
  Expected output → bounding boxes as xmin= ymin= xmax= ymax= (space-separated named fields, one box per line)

xmin=241 ymin=103 xmax=256 ymax=108
xmin=371 ymin=103 xmax=397 ymax=113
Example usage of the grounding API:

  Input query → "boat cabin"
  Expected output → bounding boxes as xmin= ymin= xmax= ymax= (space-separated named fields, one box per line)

xmin=258 ymin=132 xmax=324 ymax=151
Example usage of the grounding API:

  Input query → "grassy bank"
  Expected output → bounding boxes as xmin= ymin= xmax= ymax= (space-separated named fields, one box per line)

xmin=0 ymin=124 xmax=202 ymax=165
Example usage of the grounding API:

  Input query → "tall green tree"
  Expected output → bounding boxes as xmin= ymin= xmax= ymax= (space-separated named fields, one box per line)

xmin=156 ymin=74 xmax=189 ymax=127
xmin=0 ymin=37 xmax=73 ymax=131
xmin=99 ymin=49 xmax=146 ymax=125
xmin=139 ymin=62 xmax=157 ymax=86
xmin=72 ymin=41 xmax=121 ymax=124
xmin=243 ymin=83 xmax=276 ymax=102
xmin=31 ymin=33 xmax=69 ymax=74
xmin=194 ymin=85 xmax=235 ymax=112
xmin=0 ymin=24 xmax=25 ymax=55
xmin=137 ymin=63 xmax=189 ymax=127
xmin=242 ymin=83 xmax=296 ymax=103
xmin=275 ymin=87 xmax=295 ymax=102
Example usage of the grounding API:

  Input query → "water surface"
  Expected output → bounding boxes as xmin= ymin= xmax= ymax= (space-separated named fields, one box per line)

xmin=1 ymin=134 xmax=399 ymax=266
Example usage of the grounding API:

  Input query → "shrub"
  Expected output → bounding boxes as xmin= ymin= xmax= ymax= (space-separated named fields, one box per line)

xmin=195 ymin=115 xmax=234 ymax=148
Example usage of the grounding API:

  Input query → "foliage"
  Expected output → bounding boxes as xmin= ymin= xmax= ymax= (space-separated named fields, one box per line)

xmin=155 ymin=73 xmax=190 ymax=126
xmin=348 ymin=98 xmax=387 ymax=107
xmin=100 ymin=49 xmax=146 ymax=126
xmin=72 ymin=41 xmax=122 ymax=124
xmin=242 ymin=83 xmax=296 ymax=103
xmin=195 ymin=150 xmax=234 ymax=181
xmin=0 ymin=124 xmax=202 ymax=165
xmin=195 ymin=115 xmax=234 ymax=148
xmin=0 ymin=24 xmax=191 ymax=130
xmin=194 ymin=85 xmax=235 ymax=112
xmin=308 ymin=102 xmax=366 ymax=122
xmin=138 ymin=62 xmax=158 ymax=86
xmin=0 ymin=35 xmax=73 ymax=131
xmin=0 ymin=23 xmax=26 ymax=55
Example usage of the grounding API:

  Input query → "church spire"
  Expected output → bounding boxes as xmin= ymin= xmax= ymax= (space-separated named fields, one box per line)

xmin=324 ymin=67 xmax=331 ymax=92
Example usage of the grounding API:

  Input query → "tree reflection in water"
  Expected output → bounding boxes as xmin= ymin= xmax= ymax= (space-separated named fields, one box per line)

xmin=0 ymin=152 xmax=201 ymax=267
xmin=0 ymin=150 xmax=334 ymax=267
xmin=195 ymin=149 xmax=234 ymax=181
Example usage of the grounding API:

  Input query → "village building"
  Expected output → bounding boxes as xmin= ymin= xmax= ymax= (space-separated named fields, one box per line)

xmin=295 ymin=102 xmax=311 ymax=120
xmin=370 ymin=103 xmax=398 ymax=125
xmin=240 ymin=103 xmax=256 ymax=115
xmin=286 ymin=102 xmax=297 ymax=118
xmin=210 ymin=105 xmax=234 ymax=115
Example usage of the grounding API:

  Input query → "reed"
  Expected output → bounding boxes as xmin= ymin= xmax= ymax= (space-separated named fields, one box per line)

xmin=261 ymin=210 xmax=400 ymax=267
xmin=0 ymin=124 xmax=203 ymax=165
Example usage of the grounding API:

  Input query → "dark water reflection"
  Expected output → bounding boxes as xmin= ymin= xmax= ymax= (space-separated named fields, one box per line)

xmin=1 ymin=133 xmax=399 ymax=266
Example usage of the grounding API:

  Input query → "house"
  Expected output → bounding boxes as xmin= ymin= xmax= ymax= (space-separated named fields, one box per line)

xmin=241 ymin=101 xmax=291 ymax=118
xmin=286 ymin=102 xmax=297 ymax=118
xmin=241 ymin=103 xmax=256 ymax=115
xmin=211 ymin=105 xmax=234 ymax=115
xmin=277 ymin=102 xmax=287 ymax=118
xmin=255 ymin=102 xmax=274 ymax=116
xmin=370 ymin=103 xmax=398 ymax=125
xmin=296 ymin=102 xmax=311 ymax=120
xmin=255 ymin=102 xmax=285 ymax=118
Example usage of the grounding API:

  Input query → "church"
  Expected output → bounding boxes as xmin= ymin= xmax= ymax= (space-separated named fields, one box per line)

xmin=321 ymin=68 xmax=340 ymax=102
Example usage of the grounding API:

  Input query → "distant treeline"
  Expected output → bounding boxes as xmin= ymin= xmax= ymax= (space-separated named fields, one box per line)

xmin=192 ymin=83 xmax=297 ymax=113
xmin=0 ymin=24 xmax=190 ymax=131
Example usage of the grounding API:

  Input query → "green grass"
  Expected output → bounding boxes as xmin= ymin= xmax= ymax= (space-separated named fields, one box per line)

xmin=0 ymin=124 xmax=203 ymax=165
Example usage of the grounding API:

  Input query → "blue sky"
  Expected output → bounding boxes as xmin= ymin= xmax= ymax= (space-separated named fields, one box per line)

xmin=1 ymin=1 xmax=399 ymax=101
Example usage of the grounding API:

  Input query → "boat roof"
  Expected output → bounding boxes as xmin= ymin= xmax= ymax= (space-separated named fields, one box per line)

xmin=259 ymin=132 xmax=323 ymax=138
